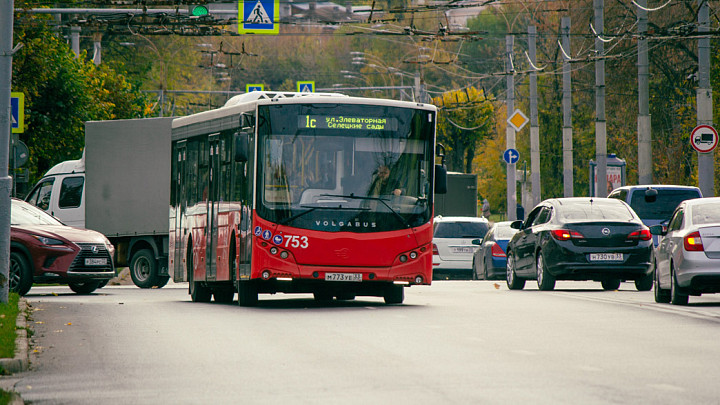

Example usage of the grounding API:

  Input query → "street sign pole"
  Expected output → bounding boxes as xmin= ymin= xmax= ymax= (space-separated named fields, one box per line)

xmin=0 ymin=0 xmax=16 ymax=303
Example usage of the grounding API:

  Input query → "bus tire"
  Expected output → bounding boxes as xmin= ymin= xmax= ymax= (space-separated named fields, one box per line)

xmin=384 ymin=285 xmax=404 ymax=304
xmin=130 ymin=249 xmax=158 ymax=289
xmin=237 ymin=281 xmax=258 ymax=307
xmin=154 ymin=276 xmax=170 ymax=288
xmin=188 ymin=244 xmax=211 ymax=303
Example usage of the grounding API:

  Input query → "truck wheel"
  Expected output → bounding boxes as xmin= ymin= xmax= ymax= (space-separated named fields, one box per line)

xmin=10 ymin=251 xmax=33 ymax=296
xmin=154 ymin=276 xmax=170 ymax=288
xmin=68 ymin=281 xmax=100 ymax=294
xmin=130 ymin=249 xmax=158 ymax=289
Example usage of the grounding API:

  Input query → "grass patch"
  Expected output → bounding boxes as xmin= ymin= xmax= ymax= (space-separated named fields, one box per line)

xmin=0 ymin=293 xmax=19 ymax=359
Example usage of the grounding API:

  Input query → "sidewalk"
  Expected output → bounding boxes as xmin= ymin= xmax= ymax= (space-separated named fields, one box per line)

xmin=0 ymin=298 xmax=29 ymax=403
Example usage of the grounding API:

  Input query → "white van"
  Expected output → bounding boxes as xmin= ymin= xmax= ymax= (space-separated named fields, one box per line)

xmin=24 ymin=154 xmax=85 ymax=228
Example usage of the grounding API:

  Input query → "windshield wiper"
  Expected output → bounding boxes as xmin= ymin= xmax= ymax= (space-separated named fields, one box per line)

xmin=321 ymin=194 xmax=410 ymax=228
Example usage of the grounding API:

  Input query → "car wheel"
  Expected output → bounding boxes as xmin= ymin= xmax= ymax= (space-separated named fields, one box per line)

xmin=506 ymin=252 xmax=525 ymax=290
xmin=471 ymin=258 xmax=479 ymax=280
xmin=237 ymin=281 xmax=259 ymax=307
xmin=187 ymin=243 xmax=211 ymax=303
xmin=601 ymin=278 xmax=621 ymax=291
xmin=384 ymin=285 xmax=404 ymax=304
xmin=635 ymin=272 xmax=653 ymax=292
xmin=68 ymin=281 xmax=100 ymax=294
xmin=130 ymin=249 xmax=158 ymax=289
xmin=483 ymin=258 xmax=490 ymax=281
xmin=9 ymin=251 xmax=33 ymax=296
xmin=670 ymin=265 xmax=689 ymax=305
xmin=536 ymin=252 xmax=556 ymax=291
xmin=653 ymin=265 xmax=670 ymax=304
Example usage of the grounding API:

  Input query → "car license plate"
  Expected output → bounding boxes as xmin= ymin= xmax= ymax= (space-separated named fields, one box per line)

xmin=451 ymin=247 xmax=475 ymax=254
xmin=325 ymin=272 xmax=362 ymax=282
xmin=85 ymin=258 xmax=107 ymax=266
xmin=588 ymin=253 xmax=623 ymax=261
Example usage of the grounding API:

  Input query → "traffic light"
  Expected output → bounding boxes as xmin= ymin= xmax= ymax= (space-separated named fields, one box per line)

xmin=188 ymin=4 xmax=209 ymax=17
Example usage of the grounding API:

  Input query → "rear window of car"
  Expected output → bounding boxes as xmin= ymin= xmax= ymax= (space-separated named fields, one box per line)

xmin=434 ymin=221 xmax=489 ymax=239
xmin=559 ymin=202 xmax=634 ymax=221
xmin=630 ymin=189 xmax=701 ymax=221
xmin=691 ymin=203 xmax=720 ymax=225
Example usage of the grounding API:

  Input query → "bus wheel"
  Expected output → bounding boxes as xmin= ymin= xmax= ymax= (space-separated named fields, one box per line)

xmin=237 ymin=281 xmax=258 ymax=307
xmin=187 ymin=245 xmax=211 ymax=302
xmin=130 ymin=249 xmax=158 ymax=289
xmin=214 ymin=288 xmax=235 ymax=303
xmin=384 ymin=285 xmax=404 ymax=304
xmin=154 ymin=276 xmax=170 ymax=288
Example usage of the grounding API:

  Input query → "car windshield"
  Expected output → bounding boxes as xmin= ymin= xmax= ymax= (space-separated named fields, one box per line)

xmin=11 ymin=200 xmax=63 ymax=226
xmin=630 ymin=189 xmax=701 ymax=221
xmin=559 ymin=201 xmax=635 ymax=221
xmin=434 ymin=221 xmax=488 ymax=239
xmin=691 ymin=203 xmax=720 ymax=225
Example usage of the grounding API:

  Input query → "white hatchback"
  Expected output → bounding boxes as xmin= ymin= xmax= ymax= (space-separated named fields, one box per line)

xmin=432 ymin=216 xmax=490 ymax=279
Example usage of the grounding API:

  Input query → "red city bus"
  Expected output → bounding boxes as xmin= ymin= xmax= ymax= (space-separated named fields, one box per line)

xmin=169 ymin=92 xmax=446 ymax=306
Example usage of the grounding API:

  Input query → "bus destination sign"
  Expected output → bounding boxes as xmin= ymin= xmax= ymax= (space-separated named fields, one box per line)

xmin=299 ymin=115 xmax=398 ymax=131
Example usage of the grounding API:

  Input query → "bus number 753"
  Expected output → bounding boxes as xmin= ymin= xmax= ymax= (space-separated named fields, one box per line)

xmin=284 ymin=235 xmax=309 ymax=249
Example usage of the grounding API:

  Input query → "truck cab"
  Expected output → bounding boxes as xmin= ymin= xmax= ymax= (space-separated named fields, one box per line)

xmin=25 ymin=155 xmax=85 ymax=228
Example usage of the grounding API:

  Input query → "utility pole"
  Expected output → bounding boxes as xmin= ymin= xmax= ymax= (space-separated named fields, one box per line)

xmin=528 ymin=25 xmax=540 ymax=207
xmin=0 ymin=0 xmax=15 ymax=303
xmin=594 ymin=0 xmax=608 ymax=197
xmin=697 ymin=0 xmax=715 ymax=197
xmin=506 ymin=35 xmax=517 ymax=220
xmin=561 ymin=17 xmax=574 ymax=198
xmin=637 ymin=0 xmax=652 ymax=185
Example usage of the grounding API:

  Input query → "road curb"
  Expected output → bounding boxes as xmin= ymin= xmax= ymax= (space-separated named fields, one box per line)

xmin=0 ymin=298 xmax=29 ymax=375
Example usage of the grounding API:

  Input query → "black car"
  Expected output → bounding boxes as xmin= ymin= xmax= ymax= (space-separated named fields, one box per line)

xmin=505 ymin=197 xmax=654 ymax=291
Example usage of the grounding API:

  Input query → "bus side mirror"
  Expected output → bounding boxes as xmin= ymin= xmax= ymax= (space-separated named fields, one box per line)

xmin=435 ymin=164 xmax=447 ymax=194
xmin=234 ymin=131 xmax=250 ymax=162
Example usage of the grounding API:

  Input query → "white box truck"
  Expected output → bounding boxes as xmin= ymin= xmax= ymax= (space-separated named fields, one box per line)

xmin=24 ymin=117 xmax=173 ymax=288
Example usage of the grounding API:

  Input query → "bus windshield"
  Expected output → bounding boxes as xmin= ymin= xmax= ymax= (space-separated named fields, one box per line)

xmin=256 ymin=103 xmax=435 ymax=232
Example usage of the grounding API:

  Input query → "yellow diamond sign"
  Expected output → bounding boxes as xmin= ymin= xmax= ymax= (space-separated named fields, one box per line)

xmin=507 ymin=109 xmax=529 ymax=131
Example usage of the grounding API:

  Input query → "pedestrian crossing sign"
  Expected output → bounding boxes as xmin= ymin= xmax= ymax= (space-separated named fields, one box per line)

xmin=246 ymin=84 xmax=264 ymax=92
xmin=11 ymin=92 xmax=24 ymax=134
xmin=297 ymin=81 xmax=315 ymax=93
xmin=239 ymin=0 xmax=279 ymax=35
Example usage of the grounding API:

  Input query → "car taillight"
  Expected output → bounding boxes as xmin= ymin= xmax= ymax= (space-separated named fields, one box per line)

xmin=627 ymin=229 xmax=652 ymax=241
xmin=432 ymin=244 xmax=439 ymax=255
xmin=551 ymin=229 xmax=584 ymax=241
xmin=490 ymin=242 xmax=506 ymax=258
xmin=684 ymin=231 xmax=704 ymax=251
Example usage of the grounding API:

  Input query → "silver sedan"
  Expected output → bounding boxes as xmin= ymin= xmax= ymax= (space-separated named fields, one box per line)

xmin=651 ymin=196 xmax=720 ymax=305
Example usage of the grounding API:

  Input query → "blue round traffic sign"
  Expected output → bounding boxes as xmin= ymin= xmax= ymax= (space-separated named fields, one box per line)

xmin=503 ymin=148 xmax=520 ymax=164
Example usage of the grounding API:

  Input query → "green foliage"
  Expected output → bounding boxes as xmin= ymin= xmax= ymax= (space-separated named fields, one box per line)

xmin=0 ymin=294 xmax=20 ymax=359
xmin=433 ymin=87 xmax=495 ymax=173
xmin=12 ymin=19 xmax=150 ymax=184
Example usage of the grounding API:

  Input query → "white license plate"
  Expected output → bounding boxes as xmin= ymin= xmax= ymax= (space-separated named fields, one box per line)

xmin=451 ymin=247 xmax=475 ymax=254
xmin=588 ymin=253 xmax=623 ymax=261
xmin=85 ymin=258 xmax=107 ymax=266
xmin=325 ymin=272 xmax=362 ymax=282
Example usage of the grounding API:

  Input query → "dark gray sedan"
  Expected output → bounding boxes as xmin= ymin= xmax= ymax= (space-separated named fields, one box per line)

xmin=651 ymin=196 xmax=720 ymax=305
xmin=506 ymin=198 xmax=654 ymax=291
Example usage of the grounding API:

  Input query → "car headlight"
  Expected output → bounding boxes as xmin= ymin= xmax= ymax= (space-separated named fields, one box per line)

xmin=32 ymin=235 xmax=65 ymax=246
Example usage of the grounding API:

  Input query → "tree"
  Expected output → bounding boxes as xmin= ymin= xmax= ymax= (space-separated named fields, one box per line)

xmin=12 ymin=18 xmax=149 ymax=186
xmin=432 ymin=87 xmax=495 ymax=173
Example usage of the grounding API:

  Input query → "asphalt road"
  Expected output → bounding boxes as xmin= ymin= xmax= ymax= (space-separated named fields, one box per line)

xmin=5 ymin=280 xmax=720 ymax=404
